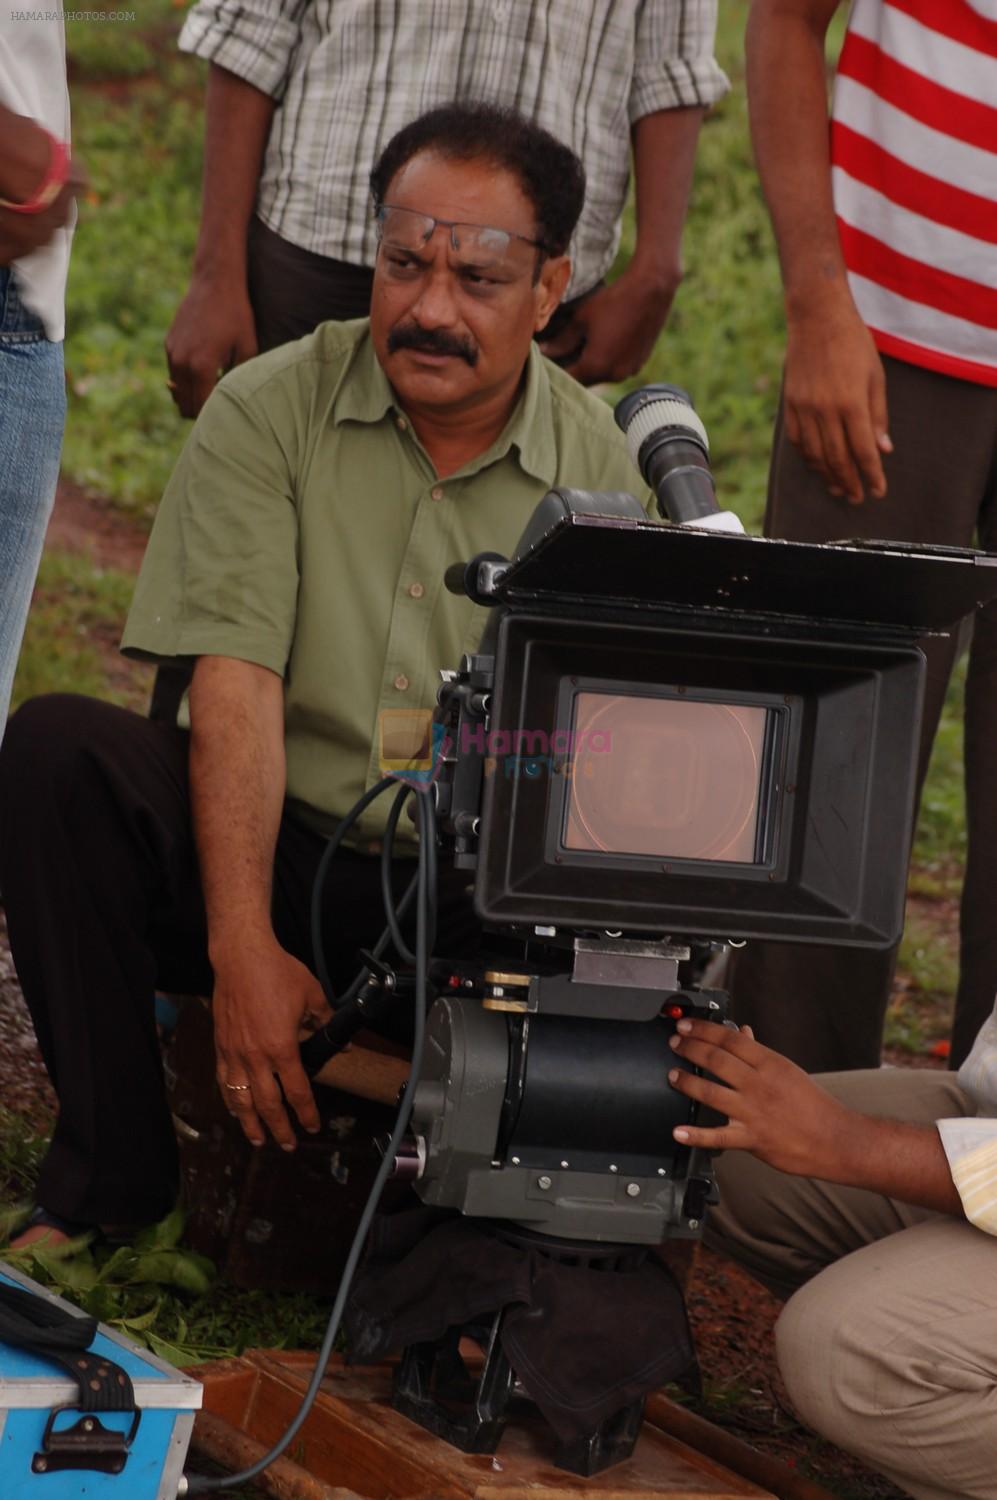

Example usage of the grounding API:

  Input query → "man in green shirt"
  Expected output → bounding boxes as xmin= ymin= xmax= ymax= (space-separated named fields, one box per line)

xmin=1 ymin=102 xmax=650 ymax=1247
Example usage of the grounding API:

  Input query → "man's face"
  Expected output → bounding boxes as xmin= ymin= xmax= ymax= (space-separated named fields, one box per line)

xmin=369 ymin=150 xmax=570 ymax=416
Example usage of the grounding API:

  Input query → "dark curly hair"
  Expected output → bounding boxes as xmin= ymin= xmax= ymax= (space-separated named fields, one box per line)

xmin=369 ymin=101 xmax=586 ymax=257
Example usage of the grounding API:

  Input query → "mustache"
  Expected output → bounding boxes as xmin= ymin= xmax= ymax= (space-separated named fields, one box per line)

xmin=387 ymin=323 xmax=479 ymax=366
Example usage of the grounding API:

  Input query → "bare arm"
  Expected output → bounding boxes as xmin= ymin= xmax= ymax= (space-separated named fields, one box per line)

xmin=541 ymin=106 xmax=704 ymax=384
xmin=0 ymin=103 xmax=51 ymax=201
xmin=668 ymin=1018 xmax=963 ymax=1216
xmin=165 ymin=65 xmax=275 ymax=417
xmin=189 ymin=655 xmax=330 ymax=1148
xmin=747 ymin=0 xmax=892 ymax=502
xmin=0 ymin=104 xmax=81 ymax=266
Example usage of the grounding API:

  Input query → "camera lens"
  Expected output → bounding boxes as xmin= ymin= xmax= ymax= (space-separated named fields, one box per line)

xmin=564 ymin=691 xmax=766 ymax=863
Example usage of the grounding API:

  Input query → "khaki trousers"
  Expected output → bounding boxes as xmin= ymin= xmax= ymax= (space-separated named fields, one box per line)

xmin=704 ymin=1068 xmax=997 ymax=1500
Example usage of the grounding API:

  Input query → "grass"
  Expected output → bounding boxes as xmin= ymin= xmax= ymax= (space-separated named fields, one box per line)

xmin=608 ymin=2 xmax=783 ymax=532
xmin=61 ymin=0 xmax=204 ymax=520
xmin=11 ymin=550 xmax=150 ymax=713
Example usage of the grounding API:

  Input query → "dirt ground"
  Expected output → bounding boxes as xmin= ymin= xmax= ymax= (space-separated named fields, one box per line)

xmin=0 ymin=480 xmax=935 ymax=1498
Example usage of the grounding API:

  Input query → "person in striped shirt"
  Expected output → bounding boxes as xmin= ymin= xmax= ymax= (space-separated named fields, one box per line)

xmin=164 ymin=0 xmax=728 ymax=416
xmin=731 ymin=0 xmax=997 ymax=1077
xmin=670 ymin=1010 xmax=997 ymax=1499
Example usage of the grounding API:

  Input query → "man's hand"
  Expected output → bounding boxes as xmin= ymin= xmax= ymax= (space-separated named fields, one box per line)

xmin=667 ymin=1017 xmax=859 ymax=1178
xmin=211 ymin=932 xmax=332 ymax=1148
xmin=165 ymin=64 xmax=276 ymax=418
xmin=783 ymin=297 xmax=893 ymax=504
xmin=0 ymin=163 xmax=84 ymax=267
xmin=539 ymin=268 xmax=676 ymax=385
xmin=165 ymin=270 xmax=258 ymax=418
xmin=667 ymin=1017 xmax=964 ymax=1215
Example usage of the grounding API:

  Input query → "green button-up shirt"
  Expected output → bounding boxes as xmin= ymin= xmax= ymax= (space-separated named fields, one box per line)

xmin=123 ymin=319 xmax=652 ymax=846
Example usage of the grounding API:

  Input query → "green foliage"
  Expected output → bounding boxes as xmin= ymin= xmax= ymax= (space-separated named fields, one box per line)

xmin=605 ymin=0 xmax=782 ymax=533
xmin=67 ymin=24 xmax=154 ymax=81
xmin=62 ymin=9 xmax=203 ymax=519
xmin=11 ymin=550 xmax=149 ymax=712
xmin=1 ymin=1199 xmax=334 ymax=1368
xmin=910 ymin=655 xmax=967 ymax=894
xmin=0 ymin=1109 xmax=49 ymax=1201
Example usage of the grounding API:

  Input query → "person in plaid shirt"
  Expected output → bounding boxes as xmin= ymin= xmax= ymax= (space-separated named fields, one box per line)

xmin=165 ymin=0 xmax=728 ymax=415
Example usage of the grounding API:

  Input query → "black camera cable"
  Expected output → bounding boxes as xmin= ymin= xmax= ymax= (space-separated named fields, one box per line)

xmin=181 ymin=782 xmax=437 ymax=1496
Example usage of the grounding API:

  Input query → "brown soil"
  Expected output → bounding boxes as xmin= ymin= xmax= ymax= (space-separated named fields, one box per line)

xmin=46 ymin=476 xmax=150 ymax=574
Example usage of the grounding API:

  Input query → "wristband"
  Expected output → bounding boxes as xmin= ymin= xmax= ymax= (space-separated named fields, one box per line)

xmin=0 ymin=132 xmax=71 ymax=215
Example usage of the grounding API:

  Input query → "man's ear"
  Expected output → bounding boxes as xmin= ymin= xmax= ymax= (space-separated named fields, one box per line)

xmin=533 ymin=255 xmax=572 ymax=333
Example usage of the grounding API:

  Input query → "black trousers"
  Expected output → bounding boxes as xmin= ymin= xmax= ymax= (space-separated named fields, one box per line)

xmin=0 ymin=694 xmax=479 ymax=1227
xmin=731 ymin=355 xmax=997 ymax=1071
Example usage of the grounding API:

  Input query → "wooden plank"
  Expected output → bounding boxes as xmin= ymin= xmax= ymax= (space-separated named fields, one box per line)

xmin=191 ymin=1408 xmax=366 ymax=1500
xmin=185 ymin=1357 xmax=259 ymax=1428
xmin=207 ymin=1351 xmax=777 ymax=1499
xmin=644 ymin=1396 xmax=838 ymax=1500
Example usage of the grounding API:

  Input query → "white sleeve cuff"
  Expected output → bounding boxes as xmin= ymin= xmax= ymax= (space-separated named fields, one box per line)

xmin=937 ymin=1117 xmax=997 ymax=1236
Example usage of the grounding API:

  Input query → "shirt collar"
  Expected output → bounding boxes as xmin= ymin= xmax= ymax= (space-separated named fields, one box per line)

xmin=334 ymin=325 xmax=557 ymax=487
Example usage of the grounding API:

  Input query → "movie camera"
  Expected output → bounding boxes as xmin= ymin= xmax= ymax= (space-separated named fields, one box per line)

xmin=393 ymin=385 xmax=997 ymax=1249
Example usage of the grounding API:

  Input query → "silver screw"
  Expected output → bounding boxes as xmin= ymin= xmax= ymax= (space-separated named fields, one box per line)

xmin=688 ymin=1218 xmax=700 ymax=1230
xmin=657 ymin=1168 xmax=667 ymax=1176
xmin=511 ymin=1156 xmax=521 ymax=1165
xmin=560 ymin=1159 xmax=569 ymax=1168
xmin=34 ymin=1459 xmax=48 ymax=1473
xmin=626 ymin=1183 xmax=641 ymax=1198
xmin=609 ymin=1164 xmax=619 ymax=1173
xmin=537 ymin=1175 xmax=552 ymax=1191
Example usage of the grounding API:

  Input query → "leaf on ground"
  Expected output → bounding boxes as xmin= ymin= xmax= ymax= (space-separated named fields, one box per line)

xmin=132 ymin=1204 xmax=185 ymax=1253
xmin=144 ymin=1329 xmax=196 ymax=1367
xmin=113 ymin=1298 xmax=164 ymax=1334
xmin=94 ymin=1245 xmax=140 ymax=1284
xmin=21 ymin=1242 xmax=99 ymax=1291
xmin=0 ymin=1201 xmax=29 ymax=1241
xmin=129 ymin=1249 xmax=215 ymax=1295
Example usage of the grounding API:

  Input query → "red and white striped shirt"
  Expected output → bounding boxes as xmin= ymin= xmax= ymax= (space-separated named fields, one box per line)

xmin=830 ymin=0 xmax=997 ymax=387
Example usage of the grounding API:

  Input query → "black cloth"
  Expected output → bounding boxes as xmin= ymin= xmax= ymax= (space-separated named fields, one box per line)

xmin=344 ymin=1208 xmax=697 ymax=1442
xmin=0 ymin=694 xmax=480 ymax=1227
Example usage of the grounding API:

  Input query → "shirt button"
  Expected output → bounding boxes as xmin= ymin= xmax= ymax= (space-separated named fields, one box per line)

xmin=396 ymin=415 xmax=408 ymax=431
xmin=394 ymin=673 xmax=410 ymax=692
xmin=408 ymin=582 xmax=425 ymax=599
xmin=430 ymin=485 xmax=444 ymax=500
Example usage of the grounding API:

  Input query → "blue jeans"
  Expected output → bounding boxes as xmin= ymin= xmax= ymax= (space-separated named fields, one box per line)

xmin=0 ymin=267 xmax=66 ymax=737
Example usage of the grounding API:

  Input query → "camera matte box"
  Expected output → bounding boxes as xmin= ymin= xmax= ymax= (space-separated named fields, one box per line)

xmin=0 ymin=1262 xmax=200 ymax=1500
xmin=472 ymin=518 xmax=997 ymax=946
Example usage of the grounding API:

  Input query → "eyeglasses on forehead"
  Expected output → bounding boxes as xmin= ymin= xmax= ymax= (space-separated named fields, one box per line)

xmin=374 ymin=202 xmax=549 ymax=259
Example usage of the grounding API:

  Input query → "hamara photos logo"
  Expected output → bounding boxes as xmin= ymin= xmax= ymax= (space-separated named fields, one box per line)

xmin=378 ymin=709 xmax=612 ymax=787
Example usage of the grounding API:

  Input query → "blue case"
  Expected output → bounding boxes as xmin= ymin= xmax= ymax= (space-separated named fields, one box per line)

xmin=0 ymin=1262 xmax=201 ymax=1499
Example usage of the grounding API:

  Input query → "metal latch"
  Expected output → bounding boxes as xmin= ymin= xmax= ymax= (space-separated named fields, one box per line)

xmin=33 ymin=1407 xmax=141 ymax=1475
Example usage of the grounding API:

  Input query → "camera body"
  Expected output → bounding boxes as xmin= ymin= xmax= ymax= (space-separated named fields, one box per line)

xmin=405 ymin=488 xmax=997 ymax=1244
